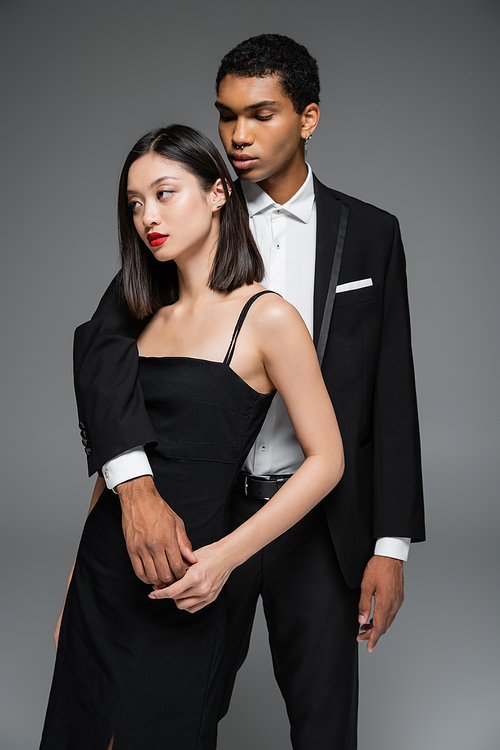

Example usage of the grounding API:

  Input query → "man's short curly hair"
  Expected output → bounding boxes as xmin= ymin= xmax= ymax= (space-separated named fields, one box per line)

xmin=216 ymin=34 xmax=320 ymax=114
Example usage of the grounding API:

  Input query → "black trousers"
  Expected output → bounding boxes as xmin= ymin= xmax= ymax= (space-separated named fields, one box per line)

xmin=218 ymin=475 xmax=360 ymax=750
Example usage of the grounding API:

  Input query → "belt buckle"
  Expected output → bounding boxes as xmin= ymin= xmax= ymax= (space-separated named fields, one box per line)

xmin=244 ymin=475 xmax=272 ymax=501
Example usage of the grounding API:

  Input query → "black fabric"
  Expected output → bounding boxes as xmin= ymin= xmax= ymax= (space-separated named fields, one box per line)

xmin=41 ymin=294 xmax=276 ymax=750
xmin=70 ymin=175 xmax=426 ymax=747
xmin=316 ymin=202 xmax=349 ymax=368
xmin=218 ymin=478 xmax=359 ymax=750
xmin=73 ymin=177 xmax=425 ymax=589
xmin=311 ymin=176 xmax=425 ymax=587
xmin=73 ymin=287 xmax=154 ymax=476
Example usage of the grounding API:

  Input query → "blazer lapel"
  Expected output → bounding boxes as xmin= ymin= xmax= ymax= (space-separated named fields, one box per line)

xmin=237 ymin=175 xmax=346 ymax=346
xmin=313 ymin=175 xmax=344 ymax=345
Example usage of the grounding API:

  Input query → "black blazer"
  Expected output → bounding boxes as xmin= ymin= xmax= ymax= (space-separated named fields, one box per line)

xmin=73 ymin=175 xmax=425 ymax=588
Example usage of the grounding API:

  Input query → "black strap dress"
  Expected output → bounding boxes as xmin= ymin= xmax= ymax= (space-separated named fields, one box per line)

xmin=40 ymin=291 xmax=276 ymax=750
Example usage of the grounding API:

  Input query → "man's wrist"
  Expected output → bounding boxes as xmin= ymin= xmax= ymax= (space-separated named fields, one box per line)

xmin=374 ymin=537 xmax=410 ymax=561
xmin=116 ymin=474 xmax=156 ymax=506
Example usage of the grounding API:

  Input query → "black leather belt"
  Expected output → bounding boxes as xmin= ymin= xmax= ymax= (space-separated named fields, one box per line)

xmin=243 ymin=474 xmax=292 ymax=500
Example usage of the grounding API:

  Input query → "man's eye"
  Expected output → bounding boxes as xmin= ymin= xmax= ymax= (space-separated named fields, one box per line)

xmin=219 ymin=114 xmax=235 ymax=122
xmin=255 ymin=115 xmax=273 ymax=121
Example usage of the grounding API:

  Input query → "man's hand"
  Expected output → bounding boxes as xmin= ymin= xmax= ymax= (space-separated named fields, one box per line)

xmin=117 ymin=475 xmax=197 ymax=587
xmin=357 ymin=555 xmax=404 ymax=652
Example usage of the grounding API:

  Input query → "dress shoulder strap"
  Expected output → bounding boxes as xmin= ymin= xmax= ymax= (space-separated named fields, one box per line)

xmin=223 ymin=290 xmax=278 ymax=366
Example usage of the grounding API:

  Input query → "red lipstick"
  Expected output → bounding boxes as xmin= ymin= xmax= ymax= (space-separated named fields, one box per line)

xmin=147 ymin=232 xmax=168 ymax=247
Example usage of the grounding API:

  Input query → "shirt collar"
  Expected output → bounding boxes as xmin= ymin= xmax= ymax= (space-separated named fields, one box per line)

xmin=241 ymin=164 xmax=315 ymax=224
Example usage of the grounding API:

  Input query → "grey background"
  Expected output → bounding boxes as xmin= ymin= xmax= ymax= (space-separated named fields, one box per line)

xmin=1 ymin=0 xmax=499 ymax=747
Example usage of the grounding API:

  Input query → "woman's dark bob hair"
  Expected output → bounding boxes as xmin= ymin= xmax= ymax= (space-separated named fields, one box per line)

xmin=118 ymin=124 xmax=264 ymax=319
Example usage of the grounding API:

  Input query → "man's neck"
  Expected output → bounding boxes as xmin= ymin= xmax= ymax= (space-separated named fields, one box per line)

xmin=256 ymin=160 xmax=309 ymax=205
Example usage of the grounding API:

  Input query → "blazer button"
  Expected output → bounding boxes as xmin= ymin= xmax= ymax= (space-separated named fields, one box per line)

xmin=78 ymin=422 xmax=86 ymax=431
xmin=85 ymin=447 xmax=92 ymax=456
xmin=81 ymin=438 xmax=90 ymax=448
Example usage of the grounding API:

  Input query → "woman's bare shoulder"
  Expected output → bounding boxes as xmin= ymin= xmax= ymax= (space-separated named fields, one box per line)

xmin=252 ymin=289 xmax=304 ymax=325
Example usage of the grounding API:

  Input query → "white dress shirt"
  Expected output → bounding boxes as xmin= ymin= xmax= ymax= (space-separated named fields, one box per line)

xmin=102 ymin=166 xmax=410 ymax=561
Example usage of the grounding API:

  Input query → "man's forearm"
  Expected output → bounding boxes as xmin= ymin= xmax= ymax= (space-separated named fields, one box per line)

xmin=73 ymin=273 xmax=156 ymax=476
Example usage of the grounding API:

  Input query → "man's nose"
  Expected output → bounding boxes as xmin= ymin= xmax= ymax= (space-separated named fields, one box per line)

xmin=232 ymin=118 xmax=252 ymax=147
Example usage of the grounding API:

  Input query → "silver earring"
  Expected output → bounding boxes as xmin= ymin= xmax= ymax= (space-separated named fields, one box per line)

xmin=304 ymin=133 xmax=312 ymax=153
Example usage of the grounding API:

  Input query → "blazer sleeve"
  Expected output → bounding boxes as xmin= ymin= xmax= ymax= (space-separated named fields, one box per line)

xmin=372 ymin=218 xmax=425 ymax=542
xmin=73 ymin=273 xmax=157 ymax=476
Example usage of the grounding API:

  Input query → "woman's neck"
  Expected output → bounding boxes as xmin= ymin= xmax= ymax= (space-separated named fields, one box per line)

xmin=171 ymin=220 xmax=220 ymax=305
xmin=174 ymin=247 xmax=219 ymax=307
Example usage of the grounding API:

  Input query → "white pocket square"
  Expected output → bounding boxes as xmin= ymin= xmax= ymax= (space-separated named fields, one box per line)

xmin=336 ymin=278 xmax=373 ymax=293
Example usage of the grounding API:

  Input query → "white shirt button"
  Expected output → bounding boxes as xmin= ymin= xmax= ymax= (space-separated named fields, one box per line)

xmin=275 ymin=209 xmax=281 ymax=214
xmin=276 ymin=244 xmax=280 ymax=249
xmin=260 ymin=444 xmax=267 ymax=451
xmin=104 ymin=468 xmax=109 ymax=478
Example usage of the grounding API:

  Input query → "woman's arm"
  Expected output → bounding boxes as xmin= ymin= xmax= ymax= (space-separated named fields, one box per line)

xmin=149 ymin=298 xmax=344 ymax=612
xmin=53 ymin=477 xmax=106 ymax=648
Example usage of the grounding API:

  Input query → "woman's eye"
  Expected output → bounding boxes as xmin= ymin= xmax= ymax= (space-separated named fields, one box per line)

xmin=127 ymin=199 xmax=141 ymax=211
xmin=157 ymin=190 xmax=173 ymax=199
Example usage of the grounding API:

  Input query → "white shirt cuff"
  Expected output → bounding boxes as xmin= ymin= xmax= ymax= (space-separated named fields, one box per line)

xmin=374 ymin=537 xmax=411 ymax=561
xmin=102 ymin=446 xmax=153 ymax=491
